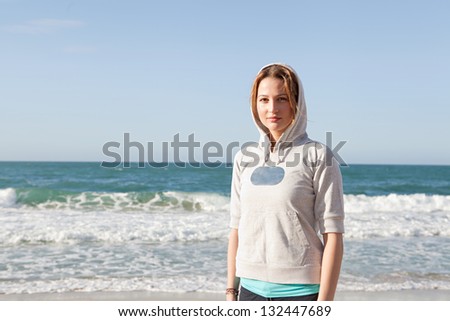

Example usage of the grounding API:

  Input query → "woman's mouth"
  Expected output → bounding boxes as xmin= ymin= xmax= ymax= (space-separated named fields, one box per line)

xmin=267 ymin=117 xmax=281 ymax=123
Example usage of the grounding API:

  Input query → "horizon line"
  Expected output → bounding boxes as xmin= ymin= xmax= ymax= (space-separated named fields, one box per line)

xmin=0 ymin=160 xmax=449 ymax=167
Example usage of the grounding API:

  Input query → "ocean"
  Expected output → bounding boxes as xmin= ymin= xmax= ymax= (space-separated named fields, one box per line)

xmin=0 ymin=162 xmax=449 ymax=295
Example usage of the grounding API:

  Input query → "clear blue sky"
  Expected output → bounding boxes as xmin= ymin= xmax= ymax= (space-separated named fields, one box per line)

xmin=1 ymin=0 xmax=449 ymax=164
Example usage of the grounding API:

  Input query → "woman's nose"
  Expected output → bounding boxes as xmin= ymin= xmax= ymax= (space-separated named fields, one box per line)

xmin=267 ymin=100 xmax=278 ymax=113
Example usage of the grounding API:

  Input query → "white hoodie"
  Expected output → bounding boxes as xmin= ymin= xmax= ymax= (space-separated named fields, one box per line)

xmin=230 ymin=63 xmax=345 ymax=284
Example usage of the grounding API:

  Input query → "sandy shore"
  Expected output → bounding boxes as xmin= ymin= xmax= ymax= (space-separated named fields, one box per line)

xmin=0 ymin=290 xmax=449 ymax=301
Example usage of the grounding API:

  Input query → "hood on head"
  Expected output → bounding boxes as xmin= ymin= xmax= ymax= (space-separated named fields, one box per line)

xmin=252 ymin=63 xmax=308 ymax=149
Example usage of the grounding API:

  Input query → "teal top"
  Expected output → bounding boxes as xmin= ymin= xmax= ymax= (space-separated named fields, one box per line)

xmin=241 ymin=278 xmax=320 ymax=298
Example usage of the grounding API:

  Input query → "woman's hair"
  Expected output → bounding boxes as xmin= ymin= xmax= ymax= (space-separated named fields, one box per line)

xmin=250 ymin=64 xmax=299 ymax=124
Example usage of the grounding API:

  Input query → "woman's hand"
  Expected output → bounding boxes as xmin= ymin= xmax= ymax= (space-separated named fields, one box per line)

xmin=226 ymin=292 xmax=237 ymax=301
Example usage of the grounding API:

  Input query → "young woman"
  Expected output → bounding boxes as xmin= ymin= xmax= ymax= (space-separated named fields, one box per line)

xmin=226 ymin=63 xmax=344 ymax=301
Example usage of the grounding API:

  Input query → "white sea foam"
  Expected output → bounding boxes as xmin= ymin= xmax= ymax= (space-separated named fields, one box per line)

xmin=0 ymin=188 xmax=16 ymax=207
xmin=338 ymin=276 xmax=450 ymax=292
xmin=0 ymin=209 xmax=230 ymax=245
xmin=344 ymin=194 xmax=450 ymax=239
xmin=0 ymin=275 xmax=225 ymax=295
xmin=344 ymin=193 xmax=450 ymax=214
xmin=0 ymin=192 xmax=450 ymax=245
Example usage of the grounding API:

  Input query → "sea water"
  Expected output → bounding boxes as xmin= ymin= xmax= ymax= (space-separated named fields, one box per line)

xmin=0 ymin=162 xmax=449 ymax=294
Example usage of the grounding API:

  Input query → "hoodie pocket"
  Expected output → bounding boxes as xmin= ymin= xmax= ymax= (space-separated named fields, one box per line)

xmin=237 ymin=210 xmax=266 ymax=264
xmin=265 ymin=210 xmax=311 ymax=266
xmin=287 ymin=211 xmax=310 ymax=249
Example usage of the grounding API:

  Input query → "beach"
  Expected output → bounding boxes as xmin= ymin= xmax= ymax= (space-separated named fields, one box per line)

xmin=0 ymin=290 xmax=449 ymax=301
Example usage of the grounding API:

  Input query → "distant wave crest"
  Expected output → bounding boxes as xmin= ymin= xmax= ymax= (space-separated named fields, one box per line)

xmin=2 ymin=188 xmax=450 ymax=216
xmin=0 ymin=188 xmax=230 ymax=213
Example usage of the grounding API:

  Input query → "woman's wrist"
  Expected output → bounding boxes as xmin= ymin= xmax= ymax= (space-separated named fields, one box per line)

xmin=225 ymin=288 xmax=239 ymax=296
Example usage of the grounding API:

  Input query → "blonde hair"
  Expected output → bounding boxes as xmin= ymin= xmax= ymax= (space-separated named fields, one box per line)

xmin=250 ymin=64 xmax=299 ymax=126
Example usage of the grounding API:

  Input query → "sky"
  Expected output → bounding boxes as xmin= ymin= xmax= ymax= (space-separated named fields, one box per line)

xmin=1 ymin=0 xmax=449 ymax=165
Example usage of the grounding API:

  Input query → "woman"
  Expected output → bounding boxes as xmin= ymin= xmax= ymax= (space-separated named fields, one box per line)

xmin=226 ymin=63 xmax=344 ymax=301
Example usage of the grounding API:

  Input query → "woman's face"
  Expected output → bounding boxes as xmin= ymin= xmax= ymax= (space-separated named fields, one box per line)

xmin=257 ymin=77 xmax=294 ymax=141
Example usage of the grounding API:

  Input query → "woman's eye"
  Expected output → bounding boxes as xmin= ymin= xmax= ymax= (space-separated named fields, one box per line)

xmin=259 ymin=98 xmax=268 ymax=102
xmin=278 ymin=97 xmax=288 ymax=102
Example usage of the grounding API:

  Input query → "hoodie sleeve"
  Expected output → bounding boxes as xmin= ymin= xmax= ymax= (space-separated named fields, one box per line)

xmin=312 ymin=144 xmax=345 ymax=234
xmin=229 ymin=151 xmax=243 ymax=229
